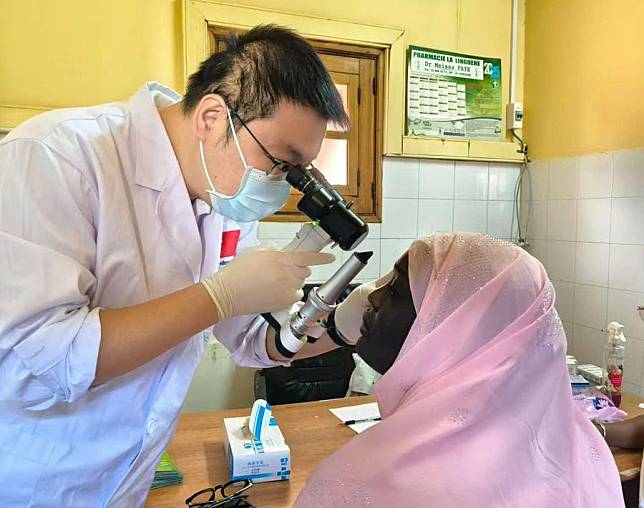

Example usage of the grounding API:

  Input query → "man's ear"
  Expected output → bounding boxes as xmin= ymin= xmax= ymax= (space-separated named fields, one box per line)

xmin=191 ymin=93 xmax=228 ymax=142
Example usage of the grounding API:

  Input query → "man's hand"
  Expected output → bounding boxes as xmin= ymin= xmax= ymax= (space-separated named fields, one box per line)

xmin=201 ymin=248 xmax=334 ymax=319
xmin=96 ymin=249 xmax=334 ymax=385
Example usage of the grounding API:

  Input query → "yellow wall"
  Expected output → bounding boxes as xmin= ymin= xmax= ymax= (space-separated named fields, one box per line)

xmin=0 ymin=0 xmax=183 ymax=125
xmin=225 ymin=0 xmax=513 ymax=60
xmin=524 ymin=0 xmax=644 ymax=160
xmin=2 ymin=0 xmax=521 ymax=142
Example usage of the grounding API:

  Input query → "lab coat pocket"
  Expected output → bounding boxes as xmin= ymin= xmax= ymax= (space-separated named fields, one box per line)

xmin=0 ymin=425 xmax=56 ymax=505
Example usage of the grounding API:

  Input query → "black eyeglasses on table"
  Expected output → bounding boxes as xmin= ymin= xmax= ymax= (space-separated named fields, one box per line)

xmin=185 ymin=478 xmax=255 ymax=508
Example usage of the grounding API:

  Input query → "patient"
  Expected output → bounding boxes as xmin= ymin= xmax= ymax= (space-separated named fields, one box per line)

xmin=296 ymin=233 xmax=624 ymax=507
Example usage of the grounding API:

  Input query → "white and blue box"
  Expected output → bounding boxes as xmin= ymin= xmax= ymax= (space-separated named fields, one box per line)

xmin=223 ymin=416 xmax=291 ymax=483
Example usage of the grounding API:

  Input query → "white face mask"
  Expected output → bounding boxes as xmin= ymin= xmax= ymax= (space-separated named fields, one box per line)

xmin=199 ymin=107 xmax=291 ymax=223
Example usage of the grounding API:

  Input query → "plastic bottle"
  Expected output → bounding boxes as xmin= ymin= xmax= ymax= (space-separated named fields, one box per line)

xmin=602 ymin=322 xmax=626 ymax=407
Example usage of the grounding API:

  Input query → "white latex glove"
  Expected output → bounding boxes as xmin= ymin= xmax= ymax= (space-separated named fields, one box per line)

xmin=201 ymin=248 xmax=334 ymax=320
xmin=334 ymin=271 xmax=393 ymax=345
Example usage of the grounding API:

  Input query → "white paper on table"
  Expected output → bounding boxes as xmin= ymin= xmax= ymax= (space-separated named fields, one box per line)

xmin=329 ymin=402 xmax=381 ymax=433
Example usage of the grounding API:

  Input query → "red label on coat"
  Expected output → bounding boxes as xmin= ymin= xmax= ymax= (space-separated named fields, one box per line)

xmin=220 ymin=229 xmax=241 ymax=258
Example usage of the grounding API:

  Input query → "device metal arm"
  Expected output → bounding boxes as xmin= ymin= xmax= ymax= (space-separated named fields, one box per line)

xmin=289 ymin=251 xmax=373 ymax=338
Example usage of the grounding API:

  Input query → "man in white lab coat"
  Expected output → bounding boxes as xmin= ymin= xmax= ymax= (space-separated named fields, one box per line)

xmin=0 ymin=25 xmax=367 ymax=506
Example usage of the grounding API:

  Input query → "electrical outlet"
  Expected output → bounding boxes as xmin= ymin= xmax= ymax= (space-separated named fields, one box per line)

xmin=506 ymin=102 xmax=523 ymax=129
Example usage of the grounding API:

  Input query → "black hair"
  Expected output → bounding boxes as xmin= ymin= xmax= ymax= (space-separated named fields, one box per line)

xmin=182 ymin=24 xmax=350 ymax=132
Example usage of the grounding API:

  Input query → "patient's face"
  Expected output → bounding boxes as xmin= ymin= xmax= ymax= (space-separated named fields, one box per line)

xmin=356 ymin=253 xmax=417 ymax=374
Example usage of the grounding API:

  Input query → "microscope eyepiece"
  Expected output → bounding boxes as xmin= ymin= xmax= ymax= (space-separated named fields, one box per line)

xmin=285 ymin=164 xmax=368 ymax=251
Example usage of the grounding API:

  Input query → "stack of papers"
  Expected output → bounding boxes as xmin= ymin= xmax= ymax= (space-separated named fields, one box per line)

xmin=150 ymin=451 xmax=183 ymax=490
xmin=577 ymin=364 xmax=603 ymax=385
xmin=329 ymin=402 xmax=381 ymax=433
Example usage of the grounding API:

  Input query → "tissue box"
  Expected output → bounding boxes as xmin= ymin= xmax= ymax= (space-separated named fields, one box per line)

xmin=223 ymin=416 xmax=291 ymax=483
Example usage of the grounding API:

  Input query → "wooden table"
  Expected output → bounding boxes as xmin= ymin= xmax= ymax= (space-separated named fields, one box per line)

xmin=146 ymin=396 xmax=369 ymax=507
xmin=147 ymin=393 xmax=644 ymax=507
xmin=613 ymin=392 xmax=644 ymax=481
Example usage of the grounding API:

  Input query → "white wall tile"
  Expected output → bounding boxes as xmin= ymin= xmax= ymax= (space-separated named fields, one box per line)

xmin=612 ymin=148 xmax=644 ymax=197
xmin=623 ymin=338 xmax=644 ymax=388
xmin=365 ymin=222 xmax=381 ymax=240
xmin=380 ymin=198 xmax=418 ymax=238
xmin=572 ymin=324 xmax=605 ymax=367
xmin=341 ymin=239 xmax=381 ymax=282
xmin=577 ymin=198 xmax=611 ymax=243
xmin=520 ymin=194 xmax=530 ymax=232
xmin=525 ymin=240 xmax=547 ymax=265
xmin=419 ymin=160 xmax=455 ymax=199
xmin=418 ymin=199 xmax=453 ymax=237
xmin=575 ymin=242 xmax=609 ymax=287
xmin=545 ymin=241 xmax=576 ymax=282
xmin=488 ymin=164 xmax=519 ymax=201
xmin=453 ymin=200 xmax=488 ymax=234
xmin=527 ymin=161 xmax=549 ymax=201
xmin=547 ymin=199 xmax=577 ymax=241
xmin=383 ymin=158 xmax=419 ymax=198
xmin=573 ymin=284 xmax=608 ymax=330
xmin=607 ymin=289 xmax=644 ymax=341
xmin=380 ymin=239 xmax=413 ymax=276
xmin=526 ymin=200 xmax=547 ymax=240
xmin=549 ymin=157 xmax=579 ymax=199
xmin=611 ymin=197 xmax=644 ymax=245
xmin=454 ymin=161 xmax=489 ymax=199
xmin=524 ymin=147 xmax=644 ymax=395
xmin=578 ymin=153 xmax=612 ymax=199
xmin=487 ymin=201 xmax=515 ymax=239
xmin=552 ymin=280 xmax=575 ymax=323
xmin=258 ymin=221 xmax=305 ymax=239
xmin=609 ymin=244 xmax=644 ymax=293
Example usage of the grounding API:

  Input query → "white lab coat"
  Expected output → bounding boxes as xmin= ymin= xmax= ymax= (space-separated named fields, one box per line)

xmin=0 ymin=83 xmax=286 ymax=507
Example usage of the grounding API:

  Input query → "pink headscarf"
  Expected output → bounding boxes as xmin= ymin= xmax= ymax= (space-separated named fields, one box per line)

xmin=296 ymin=233 xmax=624 ymax=507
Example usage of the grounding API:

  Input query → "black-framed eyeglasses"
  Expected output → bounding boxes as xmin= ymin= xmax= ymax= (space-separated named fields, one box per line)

xmin=185 ymin=478 xmax=254 ymax=508
xmin=228 ymin=107 xmax=296 ymax=175
xmin=227 ymin=106 xmax=336 ymax=194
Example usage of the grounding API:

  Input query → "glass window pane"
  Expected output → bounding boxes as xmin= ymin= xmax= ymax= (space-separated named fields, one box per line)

xmin=336 ymin=84 xmax=348 ymax=111
xmin=313 ymin=138 xmax=348 ymax=186
xmin=328 ymin=84 xmax=348 ymax=131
